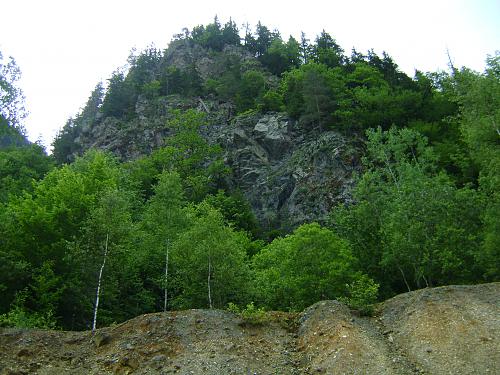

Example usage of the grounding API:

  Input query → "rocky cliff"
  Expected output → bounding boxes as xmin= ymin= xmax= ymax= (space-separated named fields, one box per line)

xmin=73 ymin=91 xmax=361 ymax=231
xmin=1 ymin=282 xmax=498 ymax=374
xmin=72 ymin=89 xmax=359 ymax=229
xmin=59 ymin=39 xmax=364 ymax=232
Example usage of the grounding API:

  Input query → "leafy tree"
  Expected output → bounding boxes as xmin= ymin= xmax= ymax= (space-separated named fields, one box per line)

xmin=254 ymin=21 xmax=273 ymax=57
xmin=159 ymin=64 xmax=202 ymax=97
xmin=0 ymin=111 xmax=27 ymax=147
xmin=127 ymin=46 xmax=162 ymax=91
xmin=171 ymin=203 xmax=251 ymax=309
xmin=260 ymin=89 xmax=284 ymax=112
xmin=203 ymin=189 xmax=259 ymax=237
xmin=243 ymin=23 xmax=258 ymax=55
xmin=221 ymin=18 xmax=241 ymax=46
xmin=452 ymin=53 xmax=500 ymax=279
xmin=123 ymin=110 xmax=228 ymax=202
xmin=0 ymin=150 xmax=123 ymax=328
xmin=379 ymin=167 xmax=482 ymax=290
xmin=312 ymin=30 xmax=345 ymax=68
xmin=52 ymin=118 xmax=83 ymax=164
xmin=282 ymin=63 xmax=344 ymax=130
xmin=206 ymin=54 xmax=243 ymax=100
xmin=299 ymin=32 xmax=312 ymax=64
xmin=191 ymin=16 xmax=240 ymax=51
xmin=253 ymin=223 xmax=360 ymax=311
xmin=100 ymin=70 xmax=137 ymax=119
xmin=140 ymin=171 xmax=189 ymax=311
xmin=0 ymin=142 xmax=54 ymax=203
xmin=52 ymin=83 xmax=104 ymax=164
xmin=81 ymin=189 xmax=134 ymax=331
xmin=336 ymin=62 xmax=422 ymax=131
xmin=260 ymin=36 xmax=301 ymax=75
xmin=332 ymin=127 xmax=486 ymax=295
xmin=160 ymin=109 xmax=228 ymax=200
xmin=235 ymin=70 xmax=266 ymax=112
xmin=0 ymin=50 xmax=26 ymax=131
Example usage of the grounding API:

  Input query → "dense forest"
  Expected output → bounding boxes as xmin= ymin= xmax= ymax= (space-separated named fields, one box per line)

xmin=0 ymin=18 xmax=498 ymax=330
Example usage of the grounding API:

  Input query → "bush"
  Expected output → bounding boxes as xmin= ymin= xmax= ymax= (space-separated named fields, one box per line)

xmin=340 ymin=274 xmax=379 ymax=316
xmin=0 ymin=290 xmax=58 ymax=329
xmin=227 ymin=302 xmax=267 ymax=325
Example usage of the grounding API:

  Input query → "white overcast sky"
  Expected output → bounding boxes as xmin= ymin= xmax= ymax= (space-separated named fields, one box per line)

xmin=1 ymin=0 xmax=499 ymax=149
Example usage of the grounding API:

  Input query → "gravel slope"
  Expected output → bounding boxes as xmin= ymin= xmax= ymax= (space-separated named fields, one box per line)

xmin=1 ymin=282 xmax=498 ymax=375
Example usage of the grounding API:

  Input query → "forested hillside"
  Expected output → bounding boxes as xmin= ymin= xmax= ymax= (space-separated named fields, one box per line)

xmin=0 ymin=18 xmax=498 ymax=331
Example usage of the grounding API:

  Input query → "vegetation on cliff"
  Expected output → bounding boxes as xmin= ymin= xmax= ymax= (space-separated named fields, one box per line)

xmin=0 ymin=19 xmax=498 ymax=330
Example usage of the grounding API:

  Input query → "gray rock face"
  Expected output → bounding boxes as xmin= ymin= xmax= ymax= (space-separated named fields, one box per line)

xmin=73 ymin=92 xmax=360 ymax=232
xmin=217 ymin=112 xmax=360 ymax=231
xmin=60 ymin=39 xmax=363 ymax=231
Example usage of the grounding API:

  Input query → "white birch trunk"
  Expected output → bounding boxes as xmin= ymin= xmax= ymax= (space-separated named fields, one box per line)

xmin=92 ymin=232 xmax=109 ymax=333
xmin=207 ymin=254 xmax=212 ymax=309
xmin=163 ymin=242 xmax=169 ymax=312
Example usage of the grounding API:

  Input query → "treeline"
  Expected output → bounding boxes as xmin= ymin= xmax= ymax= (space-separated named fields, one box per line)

xmin=0 ymin=22 xmax=499 ymax=330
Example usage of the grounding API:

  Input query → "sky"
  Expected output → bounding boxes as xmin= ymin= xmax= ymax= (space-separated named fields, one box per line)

xmin=1 ymin=0 xmax=499 ymax=149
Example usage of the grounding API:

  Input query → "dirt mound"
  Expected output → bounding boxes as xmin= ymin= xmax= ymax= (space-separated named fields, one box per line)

xmin=379 ymin=283 xmax=499 ymax=375
xmin=1 ymin=282 xmax=498 ymax=374
xmin=296 ymin=300 xmax=417 ymax=374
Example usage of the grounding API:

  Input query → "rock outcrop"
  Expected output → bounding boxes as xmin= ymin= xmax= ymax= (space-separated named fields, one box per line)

xmin=74 ymin=94 xmax=361 ymax=231
xmin=218 ymin=112 xmax=360 ymax=230
xmin=63 ymin=40 xmax=362 ymax=232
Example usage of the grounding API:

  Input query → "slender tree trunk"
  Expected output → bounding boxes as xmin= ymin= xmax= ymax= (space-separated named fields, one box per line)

xmin=163 ymin=240 xmax=170 ymax=312
xmin=207 ymin=254 xmax=213 ymax=309
xmin=398 ymin=265 xmax=411 ymax=292
xmin=92 ymin=232 xmax=109 ymax=333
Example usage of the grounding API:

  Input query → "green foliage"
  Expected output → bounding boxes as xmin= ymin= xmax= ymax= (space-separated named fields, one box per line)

xmin=190 ymin=17 xmax=240 ymax=51
xmin=0 ymin=116 xmax=27 ymax=147
xmin=312 ymin=30 xmax=345 ymax=68
xmin=161 ymin=109 xmax=228 ymax=200
xmin=235 ymin=70 xmax=267 ymax=113
xmin=331 ymin=127 xmax=489 ymax=296
xmin=282 ymin=63 xmax=344 ymax=129
xmin=100 ymin=70 xmax=136 ymax=119
xmin=260 ymin=37 xmax=301 ymax=75
xmin=0 ymin=142 xmax=54 ymax=202
xmin=0 ymin=49 xmax=26 ymax=131
xmin=123 ymin=110 xmax=228 ymax=202
xmin=159 ymin=65 xmax=202 ymax=97
xmin=0 ymin=290 xmax=57 ymax=329
xmin=451 ymin=53 xmax=500 ymax=279
xmin=139 ymin=171 xmax=189 ymax=311
xmin=52 ymin=118 xmax=82 ymax=164
xmin=203 ymin=190 xmax=260 ymax=236
xmin=52 ymin=83 xmax=103 ymax=164
xmin=1 ymin=22 xmax=498 ymax=332
xmin=171 ymin=203 xmax=251 ymax=309
xmin=227 ymin=302 xmax=267 ymax=325
xmin=339 ymin=275 xmax=379 ymax=316
xmin=260 ymin=89 xmax=284 ymax=112
xmin=253 ymin=223 xmax=357 ymax=311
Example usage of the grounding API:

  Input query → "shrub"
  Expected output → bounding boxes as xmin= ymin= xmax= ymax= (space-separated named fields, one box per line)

xmin=227 ymin=302 xmax=267 ymax=325
xmin=340 ymin=274 xmax=379 ymax=316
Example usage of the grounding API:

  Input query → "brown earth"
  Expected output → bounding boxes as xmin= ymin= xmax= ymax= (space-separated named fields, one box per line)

xmin=1 ymin=282 xmax=498 ymax=374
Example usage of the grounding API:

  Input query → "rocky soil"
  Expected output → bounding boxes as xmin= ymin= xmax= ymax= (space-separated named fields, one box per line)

xmin=1 ymin=282 xmax=498 ymax=374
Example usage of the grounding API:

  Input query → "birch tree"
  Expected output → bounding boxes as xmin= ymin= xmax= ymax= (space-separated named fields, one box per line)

xmin=172 ymin=203 xmax=251 ymax=309
xmin=141 ymin=171 xmax=187 ymax=312
xmin=87 ymin=189 xmax=132 ymax=332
